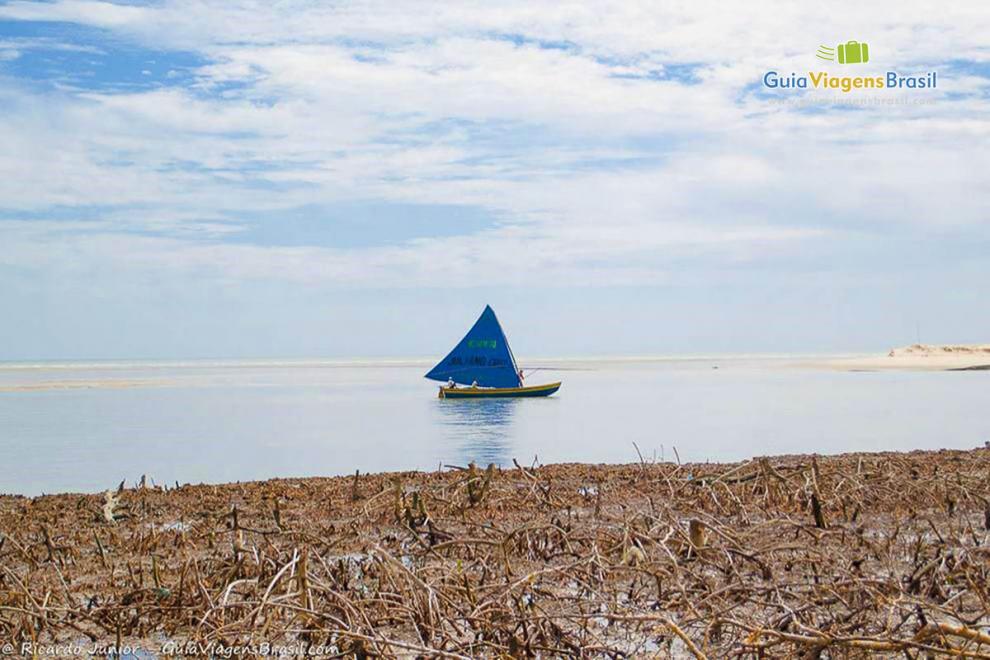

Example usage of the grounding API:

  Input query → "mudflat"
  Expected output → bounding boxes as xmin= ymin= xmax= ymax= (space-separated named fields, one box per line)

xmin=1 ymin=447 xmax=989 ymax=657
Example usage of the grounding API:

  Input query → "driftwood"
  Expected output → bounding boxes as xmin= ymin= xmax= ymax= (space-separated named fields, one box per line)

xmin=0 ymin=446 xmax=989 ymax=657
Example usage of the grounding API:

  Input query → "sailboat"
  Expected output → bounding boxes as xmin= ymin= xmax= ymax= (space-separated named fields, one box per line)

xmin=425 ymin=305 xmax=561 ymax=399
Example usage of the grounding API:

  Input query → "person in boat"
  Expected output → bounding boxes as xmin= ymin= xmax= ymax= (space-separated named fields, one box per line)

xmin=518 ymin=368 xmax=525 ymax=384
xmin=446 ymin=377 xmax=456 ymax=389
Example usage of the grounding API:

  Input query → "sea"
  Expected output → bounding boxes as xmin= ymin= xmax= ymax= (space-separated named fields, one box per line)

xmin=1 ymin=356 xmax=986 ymax=496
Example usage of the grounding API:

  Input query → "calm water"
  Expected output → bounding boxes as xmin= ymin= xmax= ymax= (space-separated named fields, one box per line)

xmin=0 ymin=357 xmax=986 ymax=496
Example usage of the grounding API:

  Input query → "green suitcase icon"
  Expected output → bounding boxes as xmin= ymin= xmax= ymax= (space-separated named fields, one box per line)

xmin=837 ymin=41 xmax=869 ymax=64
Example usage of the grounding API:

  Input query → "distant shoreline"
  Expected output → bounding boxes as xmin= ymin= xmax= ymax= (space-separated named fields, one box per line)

xmin=803 ymin=343 xmax=990 ymax=372
xmin=0 ymin=353 xmax=849 ymax=370
xmin=3 ymin=346 xmax=988 ymax=373
xmin=1 ymin=349 xmax=986 ymax=393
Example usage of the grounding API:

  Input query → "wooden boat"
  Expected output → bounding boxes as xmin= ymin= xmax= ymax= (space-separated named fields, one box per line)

xmin=439 ymin=381 xmax=561 ymax=399
xmin=425 ymin=305 xmax=561 ymax=398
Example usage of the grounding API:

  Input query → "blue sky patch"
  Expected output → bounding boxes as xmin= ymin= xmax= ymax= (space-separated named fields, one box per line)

xmin=486 ymin=32 xmax=577 ymax=53
xmin=0 ymin=19 xmax=205 ymax=91
xmin=608 ymin=62 xmax=704 ymax=85
xmin=220 ymin=202 xmax=503 ymax=249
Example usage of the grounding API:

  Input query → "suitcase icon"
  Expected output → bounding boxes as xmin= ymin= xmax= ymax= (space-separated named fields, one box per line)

xmin=837 ymin=41 xmax=869 ymax=64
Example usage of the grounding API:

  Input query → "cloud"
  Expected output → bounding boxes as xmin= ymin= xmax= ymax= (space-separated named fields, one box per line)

xmin=0 ymin=0 xmax=150 ymax=29
xmin=0 ymin=0 xmax=988 ymax=294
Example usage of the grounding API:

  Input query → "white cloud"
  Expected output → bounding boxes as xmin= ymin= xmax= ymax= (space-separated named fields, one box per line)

xmin=0 ymin=0 xmax=988 ymax=293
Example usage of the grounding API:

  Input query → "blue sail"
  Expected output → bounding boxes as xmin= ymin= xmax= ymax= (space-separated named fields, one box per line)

xmin=425 ymin=305 xmax=522 ymax=387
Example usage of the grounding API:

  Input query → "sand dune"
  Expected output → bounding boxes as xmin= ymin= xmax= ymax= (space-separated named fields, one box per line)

xmin=816 ymin=344 xmax=990 ymax=371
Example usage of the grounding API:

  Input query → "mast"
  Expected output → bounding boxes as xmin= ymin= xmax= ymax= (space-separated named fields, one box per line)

xmin=492 ymin=307 xmax=522 ymax=386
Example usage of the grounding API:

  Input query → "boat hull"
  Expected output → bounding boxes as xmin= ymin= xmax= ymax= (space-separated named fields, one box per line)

xmin=439 ymin=382 xmax=561 ymax=399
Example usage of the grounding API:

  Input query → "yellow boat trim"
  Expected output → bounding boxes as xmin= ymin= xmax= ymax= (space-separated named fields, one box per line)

xmin=439 ymin=381 xmax=561 ymax=398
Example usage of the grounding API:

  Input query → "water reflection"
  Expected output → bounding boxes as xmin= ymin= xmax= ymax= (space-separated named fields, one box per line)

xmin=433 ymin=398 xmax=519 ymax=467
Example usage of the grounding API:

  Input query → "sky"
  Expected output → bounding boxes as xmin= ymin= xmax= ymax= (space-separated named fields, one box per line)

xmin=0 ymin=1 xmax=988 ymax=360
